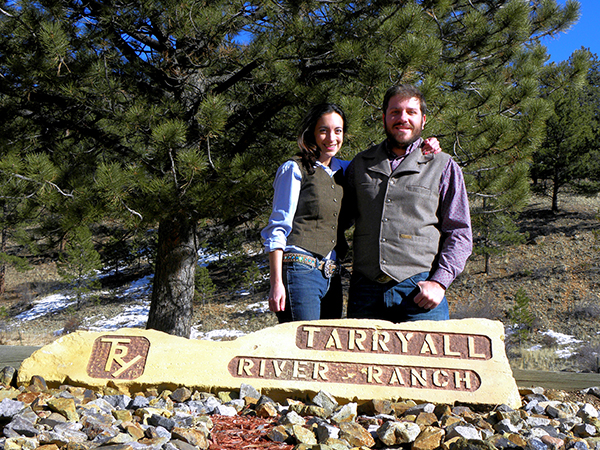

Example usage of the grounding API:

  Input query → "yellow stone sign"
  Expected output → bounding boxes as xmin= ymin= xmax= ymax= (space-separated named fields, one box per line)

xmin=18 ymin=319 xmax=521 ymax=408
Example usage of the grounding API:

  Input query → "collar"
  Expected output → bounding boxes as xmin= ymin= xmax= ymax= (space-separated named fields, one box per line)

xmin=385 ymin=138 xmax=423 ymax=160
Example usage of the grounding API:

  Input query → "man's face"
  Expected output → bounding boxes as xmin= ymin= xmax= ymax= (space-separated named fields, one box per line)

xmin=383 ymin=95 xmax=426 ymax=152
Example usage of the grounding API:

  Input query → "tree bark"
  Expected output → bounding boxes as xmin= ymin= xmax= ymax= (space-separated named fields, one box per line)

xmin=0 ymin=203 xmax=7 ymax=295
xmin=146 ymin=215 xmax=198 ymax=337
xmin=552 ymin=169 xmax=560 ymax=213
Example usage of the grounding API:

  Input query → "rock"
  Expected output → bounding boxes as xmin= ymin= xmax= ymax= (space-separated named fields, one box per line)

xmin=312 ymin=390 xmax=339 ymax=416
xmin=171 ymin=426 xmax=209 ymax=449
xmin=446 ymin=423 xmax=483 ymax=441
xmin=578 ymin=404 xmax=599 ymax=421
xmin=449 ymin=437 xmax=496 ymax=450
xmin=377 ymin=420 xmax=421 ymax=445
xmin=47 ymin=397 xmax=78 ymax=421
xmin=239 ymin=383 xmax=260 ymax=401
xmin=315 ymin=421 xmax=340 ymax=442
xmin=330 ymin=402 xmax=357 ymax=424
xmin=0 ymin=366 xmax=17 ymax=387
xmin=574 ymin=423 xmax=597 ymax=438
xmin=280 ymin=410 xmax=306 ymax=426
xmin=170 ymin=387 xmax=192 ymax=403
xmin=413 ymin=425 xmax=445 ymax=450
xmin=267 ymin=424 xmax=291 ymax=443
xmin=339 ymin=421 xmax=375 ymax=447
xmin=256 ymin=401 xmax=278 ymax=418
xmin=292 ymin=424 xmax=317 ymax=445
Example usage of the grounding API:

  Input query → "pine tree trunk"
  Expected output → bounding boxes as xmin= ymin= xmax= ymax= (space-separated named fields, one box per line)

xmin=0 ymin=228 xmax=6 ymax=295
xmin=0 ymin=203 xmax=6 ymax=295
xmin=552 ymin=170 xmax=560 ymax=213
xmin=146 ymin=215 xmax=198 ymax=337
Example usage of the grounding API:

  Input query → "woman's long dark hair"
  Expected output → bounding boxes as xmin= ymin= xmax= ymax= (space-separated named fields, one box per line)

xmin=296 ymin=103 xmax=347 ymax=174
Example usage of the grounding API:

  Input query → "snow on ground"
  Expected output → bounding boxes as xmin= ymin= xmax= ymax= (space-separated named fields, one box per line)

xmin=11 ymin=250 xmax=270 ymax=341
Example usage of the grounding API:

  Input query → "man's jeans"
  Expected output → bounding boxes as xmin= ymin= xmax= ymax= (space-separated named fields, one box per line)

xmin=347 ymin=271 xmax=449 ymax=322
xmin=276 ymin=258 xmax=343 ymax=323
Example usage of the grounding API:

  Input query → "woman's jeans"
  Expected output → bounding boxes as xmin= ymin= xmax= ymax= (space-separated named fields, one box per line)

xmin=276 ymin=258 xmax=343 ymax=323
xmin=347 ymin=271 xmax=449 ymax=322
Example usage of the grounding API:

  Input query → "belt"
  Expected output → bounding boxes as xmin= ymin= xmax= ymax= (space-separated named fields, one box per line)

xmin=375 ymin=273 xmax=394 ymax=284
xmin=282 ymin=252 xmax=339 ymax=278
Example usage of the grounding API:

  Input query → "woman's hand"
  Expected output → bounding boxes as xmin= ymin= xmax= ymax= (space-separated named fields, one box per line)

xmin=422 ymin=137 xmax=442 ymax=155
xmin=268 ymin=281 xmax=286 ymax=312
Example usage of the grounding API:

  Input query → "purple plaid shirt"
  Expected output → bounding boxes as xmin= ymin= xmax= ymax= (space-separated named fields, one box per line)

xmin=347 ymin=139 xmax=472 ymax=289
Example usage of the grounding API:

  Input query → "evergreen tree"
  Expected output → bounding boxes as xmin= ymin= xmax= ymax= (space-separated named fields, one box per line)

xmin=57 ymin=225 xmax=103 ymax=307
xmin=0 ymin=0 xmax=580 ymax=336
xmin=533 ymin=50 xmax=597 ymax=212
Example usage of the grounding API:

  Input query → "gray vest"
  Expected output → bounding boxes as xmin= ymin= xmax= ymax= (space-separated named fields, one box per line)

xmin=351 ymin=142 xmax=450 ymax=282
xmin=287 ymin=158 xmax=344 ymax=258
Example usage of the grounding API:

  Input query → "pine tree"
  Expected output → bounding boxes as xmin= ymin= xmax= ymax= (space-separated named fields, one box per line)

xmin=57 ymin=226 xmax=103 ymax=308
xmin=0 ymin=0 xmax=580 ymax=336
xmin=533 ymin=50 xmax=596 ymax=212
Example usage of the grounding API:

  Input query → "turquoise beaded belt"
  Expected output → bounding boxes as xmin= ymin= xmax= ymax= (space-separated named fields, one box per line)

xmin=282 ymin=252 xmax=339 ymax=278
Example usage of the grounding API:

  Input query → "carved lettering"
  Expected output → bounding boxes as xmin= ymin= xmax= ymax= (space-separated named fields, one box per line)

xmin=87 ymin=335 xmax=150 ymax=380
xmin=295 ymin=326 xmax=492 ymax=360
xmin=468 ymin=336 xmax=486 ymax=359
xmin=420 ymin=334 xmax=438 ymax=355
xmin=389 ymin=367 xmax=406 ymax=385
xmin=433 ymin=370 xmax=449 ymax=387
xmin=396 ymin=332 xmax=415 ymax=353
xmin=238 ymin=358 xmax=254 ymax=376
xmin=326 ymin=329 xmax=343 ymax=349
xmin=273 ymin=360 xmax=286 ymax=377
xmin=443 ymin=335 xmax=461 ymax=357
xmin=313 ymin=362 xmax=329 ymax=380
xmin=372 ymin=331 xmax=390 ymax=352
xmin=349 ymin=329 xmax=367 ymax=350
xmin=229 ymin=357 xmax=481 ymax=392
xmin=364 ymin=366 xmax=384 ymax=384
xmin=293 ymin=360 xmax=308 ymax=378
xmin=303 ymin=326 xmax=320 ymax=348
xmin=411 ymin=369 xmax=428 ymax=387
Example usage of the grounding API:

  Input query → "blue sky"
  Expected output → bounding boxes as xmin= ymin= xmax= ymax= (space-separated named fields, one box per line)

xmin=542 ymin=0 xmax=600 ymax=63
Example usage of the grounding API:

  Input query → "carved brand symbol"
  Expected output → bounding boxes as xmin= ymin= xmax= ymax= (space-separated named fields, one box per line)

xmin=87 ymin=335 xmax=150 ymax=379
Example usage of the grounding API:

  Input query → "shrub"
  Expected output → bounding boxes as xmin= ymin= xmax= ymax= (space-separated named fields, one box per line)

xmin=508 ymin=288 xmax=535 ymax=343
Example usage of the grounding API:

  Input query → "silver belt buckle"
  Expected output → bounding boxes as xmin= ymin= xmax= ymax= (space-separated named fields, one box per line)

xmin=323 ymin=260 xmax=337 ymax=278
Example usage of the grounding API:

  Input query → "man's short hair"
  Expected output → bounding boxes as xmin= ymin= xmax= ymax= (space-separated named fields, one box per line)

xmin=382 ymin=84 xmax=427 ymax=116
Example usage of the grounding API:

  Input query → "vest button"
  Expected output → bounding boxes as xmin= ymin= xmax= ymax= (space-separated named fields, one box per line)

xmin=381 ymin=238 xmax=387 ymax=242
xmin=382 ymin=260 xmax=387 ymax=265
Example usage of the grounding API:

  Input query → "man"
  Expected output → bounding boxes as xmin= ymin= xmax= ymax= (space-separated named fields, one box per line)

xmin=345 ymin=84 xmax=472 ymax=322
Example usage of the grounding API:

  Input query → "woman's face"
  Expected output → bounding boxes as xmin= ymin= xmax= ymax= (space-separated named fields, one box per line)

xmin=313 ymin=112 xmax=344 ymax=165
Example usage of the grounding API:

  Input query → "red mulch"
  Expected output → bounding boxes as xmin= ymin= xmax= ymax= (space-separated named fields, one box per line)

xmin=209 ymin=415 xmax=294 ymax=450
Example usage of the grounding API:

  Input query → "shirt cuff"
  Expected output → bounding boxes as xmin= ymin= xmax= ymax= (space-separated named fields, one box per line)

xmin=430 ymin=269 xmax=454 ymax=290
xmin=263 ymin=242 xmax=285 ymax=254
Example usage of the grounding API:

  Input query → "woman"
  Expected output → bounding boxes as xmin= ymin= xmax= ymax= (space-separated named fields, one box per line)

xmin=261 ymin=103 xmax=349 ymax=322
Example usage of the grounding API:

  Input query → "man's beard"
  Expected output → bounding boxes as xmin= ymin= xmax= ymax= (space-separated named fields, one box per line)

xmin=385 ymin=125 xmax=422 ymax=150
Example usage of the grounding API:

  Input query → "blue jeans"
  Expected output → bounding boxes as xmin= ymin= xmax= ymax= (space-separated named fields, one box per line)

xmin=277 ymin=257 xmax=343 ymax=323
xmin=347 ymin=271 xmax=449 ymax=322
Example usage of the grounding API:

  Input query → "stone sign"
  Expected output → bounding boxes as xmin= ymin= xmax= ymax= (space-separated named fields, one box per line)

xmin=17 ymin=319 xmax=521 ymax=408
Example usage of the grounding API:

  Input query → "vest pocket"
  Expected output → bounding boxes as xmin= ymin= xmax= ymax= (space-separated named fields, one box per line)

xmin=405 ymin=184 xmax=432 ymax=196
